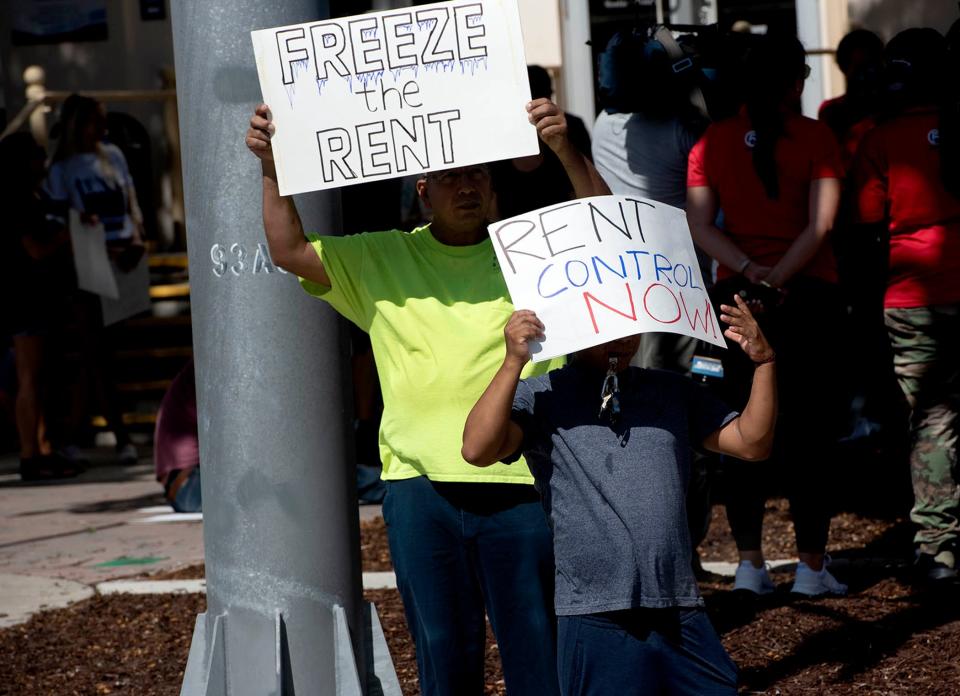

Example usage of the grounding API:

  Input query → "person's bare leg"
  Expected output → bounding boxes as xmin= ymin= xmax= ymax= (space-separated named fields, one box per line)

xmin=35 ymin=411 xmax=52 ymax=456
xmin=739 ymin=549 xmax=765 ymax=568
xmin=13 ymin=335 xmax=44 ymax=459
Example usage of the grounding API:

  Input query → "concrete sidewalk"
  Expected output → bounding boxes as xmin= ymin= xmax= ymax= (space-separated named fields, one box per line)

xmin=0 ymin=447 xmax=383 ymax=627
xmin=0 ymin=449 xmax=203 ymax=584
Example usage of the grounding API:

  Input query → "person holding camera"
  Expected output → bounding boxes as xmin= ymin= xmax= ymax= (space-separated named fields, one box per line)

xmin=686 ymin=35 xmax=847 ymax=596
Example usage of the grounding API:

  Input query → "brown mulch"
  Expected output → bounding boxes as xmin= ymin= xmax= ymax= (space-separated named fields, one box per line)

xmin=360 ymin=517 xmax=392 ymax=571
xmin=367 ymin=589 xmax=506 ymax=696
xmin=5 ymin=503 xmax=958 ymax=695
xmin=0 ymin=593 xmax=205 ymax=696
xmin=702 ymin=575 xmax=960 ymax=695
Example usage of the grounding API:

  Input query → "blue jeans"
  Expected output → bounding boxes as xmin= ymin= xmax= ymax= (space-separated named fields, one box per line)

xmin=557 ymin=608 xmax=737 ymax=696
xmin=165 ymin=468 xmax=202 ymax=513
xmin=383 ymin=476 xmax=560 ymax=696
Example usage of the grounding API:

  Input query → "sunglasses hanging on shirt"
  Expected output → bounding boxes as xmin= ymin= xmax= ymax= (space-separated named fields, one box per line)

xmin=599 ymin=358 xmax=621 ymax=424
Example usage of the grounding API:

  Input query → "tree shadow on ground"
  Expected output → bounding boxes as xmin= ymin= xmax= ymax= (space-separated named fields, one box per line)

xmin=735 ymin=580 xmax=960 ymax=692
xmin=704 ymin=518 xmax=918 ymax=636
xmin=0 ymin=462 xmax=157 ymax=489
xmin=68 ymin=491 xmax=167 ymax=514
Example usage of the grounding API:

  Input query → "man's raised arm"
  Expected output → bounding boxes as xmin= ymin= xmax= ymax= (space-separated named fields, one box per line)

xmin=527 ymin=98 xmax=611 ymax=200
xmin=246 ymin=103 xmax=330 ymax=287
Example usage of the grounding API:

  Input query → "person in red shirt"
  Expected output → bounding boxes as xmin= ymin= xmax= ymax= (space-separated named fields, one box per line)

xmin=687 ymin=35 xmax=848 ymax=597
xmin=818 ymin=29 xmax=885 ymax=171
xmin=852 ymin=28 xmax=960 ymax=583
xmin=821 ymin=30 xmax=888 ymax=468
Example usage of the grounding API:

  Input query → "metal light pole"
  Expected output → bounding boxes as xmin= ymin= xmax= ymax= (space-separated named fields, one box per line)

xmin=170 ymin=1 xmax=398 ymax=694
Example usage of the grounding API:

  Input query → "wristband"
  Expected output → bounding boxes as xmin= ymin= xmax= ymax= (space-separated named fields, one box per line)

xmin=738 ymin=258 xmax=752 ymax=273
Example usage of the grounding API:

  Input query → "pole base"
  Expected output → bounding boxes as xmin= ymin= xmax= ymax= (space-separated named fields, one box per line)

xmin=179 ymin=601 xmax=401 ymax=696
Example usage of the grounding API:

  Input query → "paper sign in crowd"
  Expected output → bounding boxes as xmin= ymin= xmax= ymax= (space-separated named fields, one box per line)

xmin=68 ymin=211 xmax=151 ymax=326
xmin=251 ymin=0 xmax=539 ymax=196
xmin=488 ymin=195 xmax=726 ymax=362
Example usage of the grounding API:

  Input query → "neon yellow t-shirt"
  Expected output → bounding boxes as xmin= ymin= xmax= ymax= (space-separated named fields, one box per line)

xmin=300 ymin=225 xmax=564 ymax=484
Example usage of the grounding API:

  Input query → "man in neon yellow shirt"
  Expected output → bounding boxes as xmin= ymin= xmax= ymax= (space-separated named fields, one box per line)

xmin=246 ymin=98 xmax=609 ymax=696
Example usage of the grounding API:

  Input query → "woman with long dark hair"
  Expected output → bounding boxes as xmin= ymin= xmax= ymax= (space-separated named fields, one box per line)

xmin=46 ymin=94 xmax=144 ymax=465
xmin=686 ymin=34 xmax=847 ymax=596
xmin=852 ymin=27 xmax=960 ymax=583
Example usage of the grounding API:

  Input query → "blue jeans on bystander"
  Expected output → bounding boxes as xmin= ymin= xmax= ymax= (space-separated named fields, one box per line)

xmin=383 ymin=476 xmax=560 ymax=696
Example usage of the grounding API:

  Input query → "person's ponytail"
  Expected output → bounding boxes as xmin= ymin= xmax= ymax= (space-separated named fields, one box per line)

xmin=743 ymin=36 xmax=807 ymax=200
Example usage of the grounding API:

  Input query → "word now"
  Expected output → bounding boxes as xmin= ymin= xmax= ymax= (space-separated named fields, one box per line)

xmin=582 ymin=282 xmax=718 ymax=339
xmin=275 ymin=4 xmax=486 ymax=84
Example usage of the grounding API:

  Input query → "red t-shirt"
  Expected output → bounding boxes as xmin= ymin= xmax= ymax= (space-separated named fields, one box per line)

xmin=853 ymin=107 xmax=960 ymax=308
xmin=688 ymin=110 xmax=843 ymax=283
xmin=819 ymin=95 xmax=877 ymax=172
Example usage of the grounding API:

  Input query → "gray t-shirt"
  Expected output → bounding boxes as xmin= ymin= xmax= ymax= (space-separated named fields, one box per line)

xmin=591 ymin=111 xmax=699 ymax=209
xmin=510 ymin=364 xmax=736 ymax=616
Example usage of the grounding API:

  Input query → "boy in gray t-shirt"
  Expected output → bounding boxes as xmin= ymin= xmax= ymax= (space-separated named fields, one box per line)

xmin=463 ymin=295 xmax=777 ymax=696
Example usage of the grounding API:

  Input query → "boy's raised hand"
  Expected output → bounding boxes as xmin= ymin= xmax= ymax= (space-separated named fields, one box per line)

xmin=504 ymin=310 xmax=545 ymax=367
xmin=719 ymin=295 xmax=775 ymax=364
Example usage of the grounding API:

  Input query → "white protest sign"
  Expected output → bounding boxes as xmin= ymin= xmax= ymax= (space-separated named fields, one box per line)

xmin=69 ymin=209 xmax=119 ymax=300
xmin=251 ymin=0 xmax=540 ymax=196
xmin=488 ymin=195 xmax=725 ymax=362
xmin=101 ymin=256 xmax=151 ymax=326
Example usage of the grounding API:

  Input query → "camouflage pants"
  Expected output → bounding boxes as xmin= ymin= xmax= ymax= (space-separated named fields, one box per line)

xmin=884 ymin=304 xmax=960 ymax=562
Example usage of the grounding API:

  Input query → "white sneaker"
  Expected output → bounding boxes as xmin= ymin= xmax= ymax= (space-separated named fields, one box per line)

xmin=733 ymin=561 xmax=776 ymax=595
xmin=117 ymin=443 xmax=139 ymax=465
xmin=791 ymin=557 xmax=848 ymax=596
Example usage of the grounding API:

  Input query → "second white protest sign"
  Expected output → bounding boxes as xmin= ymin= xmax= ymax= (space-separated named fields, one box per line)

xmin=488 ymin=195 xmax=726 ymax=362
xmin=251 ymin=0 xmax=540 ymax=196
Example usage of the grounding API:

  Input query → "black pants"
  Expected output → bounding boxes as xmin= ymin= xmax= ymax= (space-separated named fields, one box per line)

xmin=711 ymin=277 xmax=847 ymax=553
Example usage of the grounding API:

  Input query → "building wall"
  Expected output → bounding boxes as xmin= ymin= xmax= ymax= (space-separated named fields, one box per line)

xmin=849 ymin=0 xmax=957 ymax=40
